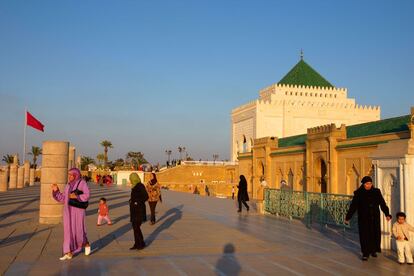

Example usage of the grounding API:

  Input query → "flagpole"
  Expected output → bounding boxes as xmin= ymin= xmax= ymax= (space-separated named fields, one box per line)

xmin=23 ymin=108 xmax=27 ymax=164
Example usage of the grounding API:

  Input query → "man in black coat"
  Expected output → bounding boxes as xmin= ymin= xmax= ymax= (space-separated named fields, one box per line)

xmin=129 ymin=173 xmax=149 ymax=250
xmin=345 ymin=176 xmax=392 ymax=260
xmin=237 ymin=175 xmax=250 ymax=212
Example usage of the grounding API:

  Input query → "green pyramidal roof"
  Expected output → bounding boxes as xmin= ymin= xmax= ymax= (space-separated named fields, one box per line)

xmin=278 ymin=59 xmax=334 ymax=88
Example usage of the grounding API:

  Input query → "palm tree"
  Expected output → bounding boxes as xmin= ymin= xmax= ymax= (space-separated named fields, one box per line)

xmin=126 ymin=151 xmax=147 ymax=169
xmin=100 ymin=140 xmax=113 ymax=168
xmin=2 ymin=154 xmax=14 ymax=165
xmin=96 ymin=153 xmax=105 ymax=167
xmin=80 ymin=156 xmax=95 ymax=171
xmin=28 ymin=146 xmax=42 ymax=168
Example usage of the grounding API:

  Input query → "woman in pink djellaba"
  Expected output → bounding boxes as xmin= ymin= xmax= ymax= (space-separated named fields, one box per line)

xmin=51 ymin=168 xmax=91 ymax=260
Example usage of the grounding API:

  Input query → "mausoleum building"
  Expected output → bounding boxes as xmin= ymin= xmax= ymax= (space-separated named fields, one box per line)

xmin=231 ymin=56 xmax=380 ymax=161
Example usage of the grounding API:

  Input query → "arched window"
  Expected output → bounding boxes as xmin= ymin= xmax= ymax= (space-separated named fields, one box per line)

xmin=242 ymin=135 xmax=247 ymax=153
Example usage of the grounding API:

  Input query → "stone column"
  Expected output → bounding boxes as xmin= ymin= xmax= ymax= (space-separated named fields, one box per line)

xmin=24 ymin=161 xmax=30 ymax=187
xmin=39 ymin=141 xmax=69 ymax=224
xmin=68 ymin=146 xmax=76 ymax=170
xmin=29 ymin=168 xmax=35 ymax=186
xmin=17 ymin=166 xmax=24 ymax=189
xmin=0 ymin=166 xmax=8 ymax=192
xmin=9 ymin=163 xmax=18 ymax=189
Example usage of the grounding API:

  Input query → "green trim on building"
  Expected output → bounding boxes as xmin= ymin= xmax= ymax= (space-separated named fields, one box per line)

xmin=278 ymin=134 xmax=307 ymax=148
xmin=271 ymin=149 xmax=305 ymax=156
xmin=346 ymin=115 xmax=410 ymax=139
xmin=336 ymin=140 xmax=390 ymax=149
xmin=275 ymin=115 xmax=410 ymax=149
xmin=278 ymin=59 xmax=334 ymax=88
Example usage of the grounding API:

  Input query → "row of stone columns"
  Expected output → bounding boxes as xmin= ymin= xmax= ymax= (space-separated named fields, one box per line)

xmin=1 ymin=141 xmax=79 ymax=224
xmin=0 ymin=156 xmax=36 ymax=192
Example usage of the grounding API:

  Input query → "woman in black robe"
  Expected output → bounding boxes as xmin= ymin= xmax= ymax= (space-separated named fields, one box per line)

xmin=345 ymin=176 xmax=391 ymax=260
xmin=129 ymin=173 xmax=149 ymax=250
xmin=237 ymin=175 xmax=249 ymax=212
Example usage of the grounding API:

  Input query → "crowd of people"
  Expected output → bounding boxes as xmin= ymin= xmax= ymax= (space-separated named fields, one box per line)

xmin=50 ymin=169 xmax=413 ymax=265
xmin=95 ymin=174 xmax=113 ymax=186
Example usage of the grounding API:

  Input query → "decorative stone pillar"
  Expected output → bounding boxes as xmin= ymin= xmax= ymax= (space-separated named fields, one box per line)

xmin=9 ymin=163 xmax=18 ymax=189
xmin=17 ymin=166 xmax=24 ymax=189
xmin=68 ymin=146 xmax=76 ymax=169
xmin=0 ymin=167 xmax=8 ymax=192
xmin=29 ymin=168 xmax=35 ymax=186
xmin=24 ymin=161 xmax=30 ymax=186
xmin=39 ymin=141 xmax=69 ymax=224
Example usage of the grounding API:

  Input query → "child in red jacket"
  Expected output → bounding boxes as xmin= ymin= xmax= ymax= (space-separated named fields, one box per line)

xmin=97 ymin=197 xmax=112 ymax=226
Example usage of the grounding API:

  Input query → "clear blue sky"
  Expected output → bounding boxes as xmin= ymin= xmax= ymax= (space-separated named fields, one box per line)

xmin=1 ymin=0 xmax=413 ymax=164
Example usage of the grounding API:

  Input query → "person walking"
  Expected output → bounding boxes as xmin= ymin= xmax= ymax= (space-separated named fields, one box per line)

xmin=146 ymin=173 xmax=161 ymax=225
xmin=97 ymin=197 xmax=112 ymax=226
xmin=51 ymin=168 xmax=91 ymax=260
xmin=237 ymin=175 xmax=249 ymax=212
xmin=345 ymin=176 xmax=392 ymax=261
xmin=129 ymin=173 xmax=148 ymax=250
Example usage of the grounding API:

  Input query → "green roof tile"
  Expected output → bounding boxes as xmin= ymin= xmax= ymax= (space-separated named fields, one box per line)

xmin=278 ymin=59 xmax=334 ymax=88
xmin=346 ymin=115 xmax=410 ymax=139
xmin=278 ymin=134 xmax=307 ymax=148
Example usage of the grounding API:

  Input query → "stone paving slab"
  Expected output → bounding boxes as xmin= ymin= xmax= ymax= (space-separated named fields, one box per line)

xmin=0 ymin=183 xmax=413 ymax=275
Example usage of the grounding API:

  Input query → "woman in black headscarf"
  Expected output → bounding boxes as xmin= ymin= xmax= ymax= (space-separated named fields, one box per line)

xmin=237 ymin=175 xmax=249 ymax=212
xmin=129 ymin=173 xmax=149 ymax=250
xmin=345 ymin=176 xmax=391 ymax=261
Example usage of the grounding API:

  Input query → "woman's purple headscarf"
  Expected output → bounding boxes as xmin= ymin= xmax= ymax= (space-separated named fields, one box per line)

xmin=68 ymin=168 xmax=81 ymax=185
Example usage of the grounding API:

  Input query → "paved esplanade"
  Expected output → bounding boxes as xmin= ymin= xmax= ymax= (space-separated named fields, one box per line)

xmin=0 ymin=184 xmax=411 ymax=275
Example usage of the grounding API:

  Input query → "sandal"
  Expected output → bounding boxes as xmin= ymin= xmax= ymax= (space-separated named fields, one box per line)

xmin=59 ymin=254 xmax=72 ymax=261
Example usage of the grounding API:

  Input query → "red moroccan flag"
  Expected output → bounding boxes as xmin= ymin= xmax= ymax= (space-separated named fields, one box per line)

xmin=26 ymin=111 xmax=44 ymax=132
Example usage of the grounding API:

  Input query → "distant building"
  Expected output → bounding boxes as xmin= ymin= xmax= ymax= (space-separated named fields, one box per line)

xmin=231 ymin=55 xmax=380 ymax=161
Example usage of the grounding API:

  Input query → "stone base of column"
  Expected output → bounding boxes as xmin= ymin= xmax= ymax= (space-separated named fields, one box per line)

xmin=39 ymin=202 xmax=63 ymax=223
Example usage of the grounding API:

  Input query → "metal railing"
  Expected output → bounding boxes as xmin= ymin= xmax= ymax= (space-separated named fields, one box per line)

xmin=264 ymin=188 xmax=358 ymax=231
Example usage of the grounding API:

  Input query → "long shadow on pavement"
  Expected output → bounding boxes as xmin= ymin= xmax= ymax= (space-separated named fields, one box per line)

xmin=145 ymin=205 xmax=183 ymax=246
xmin=0 ymin=218 xmax=32 ymax=229
xmin=300 ymin=204 xmax=361 ymax=257
xmin=90 ymin=223 xmax=132 ymax=254
xmin=0 ymin=198 xmax=40 ymax=207
xmin=0 ymin=227 xmax=51 ymax=248
xmin=0 ymin=198 xmax=39 ymax=221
